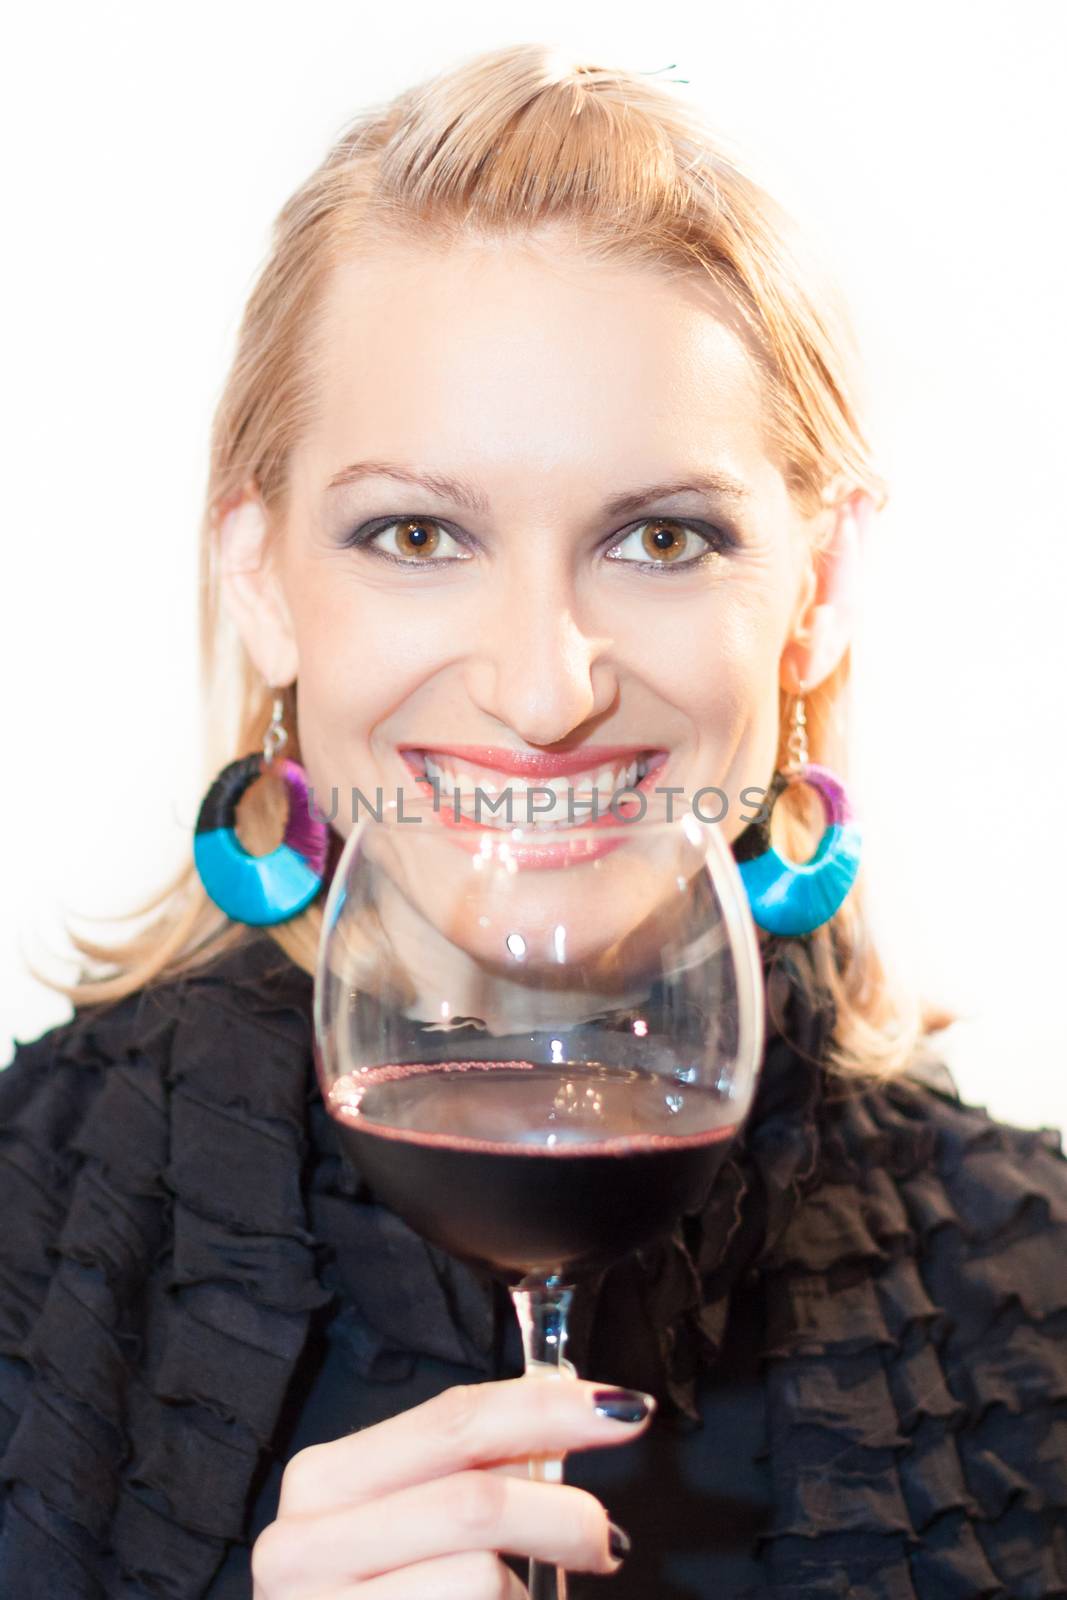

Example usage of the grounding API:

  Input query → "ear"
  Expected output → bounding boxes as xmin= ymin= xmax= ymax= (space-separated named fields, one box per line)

xmin=216 ymin=491 xmax=299 ymax=686
xmin=779 ymin=489 xmax=875 ymax=695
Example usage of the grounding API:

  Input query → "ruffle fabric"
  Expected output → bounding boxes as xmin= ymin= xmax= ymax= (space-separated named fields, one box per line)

xmin=2 ymin=933 xmax=1067 ymax=1598
xmin=739 ymin=950 xmax=1067 ymax=1599
xmin=0 ymin=942 xmax=331 ymax=1598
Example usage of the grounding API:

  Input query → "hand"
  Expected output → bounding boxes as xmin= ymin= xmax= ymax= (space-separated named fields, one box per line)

xmin=251 ymin=1375 xmax=655 ymax=1597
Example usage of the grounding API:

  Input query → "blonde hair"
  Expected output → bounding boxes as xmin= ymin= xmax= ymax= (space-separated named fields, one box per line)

xmin=34 ymin=42 xmax=951 ymax=1076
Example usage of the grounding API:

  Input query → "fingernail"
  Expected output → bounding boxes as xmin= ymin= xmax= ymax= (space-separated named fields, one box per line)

xmin=592 ymin=1387 xmax=655 ymax=1424
xmin=609 ymin=1521 xmax=632 ymax=1560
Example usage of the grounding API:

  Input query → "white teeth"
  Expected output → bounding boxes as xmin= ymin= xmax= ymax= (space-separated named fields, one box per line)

xmin=416 ymin=751 xmax=657 ymax=828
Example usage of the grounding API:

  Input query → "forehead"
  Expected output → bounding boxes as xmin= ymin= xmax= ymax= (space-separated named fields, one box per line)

xmin=305 ymin=237 xmax=775 ymax=484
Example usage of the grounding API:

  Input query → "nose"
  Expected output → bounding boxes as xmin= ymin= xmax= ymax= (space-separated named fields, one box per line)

xmin=463 ymin=567 xmax=617 ymax=746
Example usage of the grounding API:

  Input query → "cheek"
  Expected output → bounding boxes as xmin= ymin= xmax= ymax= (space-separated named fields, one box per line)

xmin=616 ymin=588 xmax=786 ymax=834
xmin=620 ymin=586 xmax=783 ymax=729
xmin=286 ymin=578 xmax=430 ymax=779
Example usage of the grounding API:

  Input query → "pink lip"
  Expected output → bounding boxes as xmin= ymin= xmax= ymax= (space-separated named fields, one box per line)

xmin=396 ymin=747 xmax=671 ymax=870
xmin=398 ymin=744 xmax=667 ymax=779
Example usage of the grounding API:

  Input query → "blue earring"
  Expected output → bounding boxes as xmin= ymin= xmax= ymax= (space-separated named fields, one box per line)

xmin=193 ymin=691 xmax=329 ymax=926
xmin=731 ymin=696 xmax=862 ymax=937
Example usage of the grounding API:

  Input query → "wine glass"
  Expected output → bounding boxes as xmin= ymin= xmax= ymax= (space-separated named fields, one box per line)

xmin=313 ymin=789 xmax=764 ymax=1599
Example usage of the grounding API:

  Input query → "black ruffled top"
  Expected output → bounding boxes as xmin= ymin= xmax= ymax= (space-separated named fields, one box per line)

xmin=2 ymin=931 xmax=1067 ymax=1598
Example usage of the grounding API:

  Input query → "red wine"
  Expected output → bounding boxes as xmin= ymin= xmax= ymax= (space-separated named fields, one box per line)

xmin=327 ymin=1061 xmax=740 ymax=1281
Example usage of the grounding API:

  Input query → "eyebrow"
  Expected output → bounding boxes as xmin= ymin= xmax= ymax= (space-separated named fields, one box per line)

xmin=324 ymin=460 xmax=751 ymax=517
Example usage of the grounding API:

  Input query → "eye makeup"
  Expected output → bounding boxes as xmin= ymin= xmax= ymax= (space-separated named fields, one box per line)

xmin=333 ymin=512 xmax=741 ymax=575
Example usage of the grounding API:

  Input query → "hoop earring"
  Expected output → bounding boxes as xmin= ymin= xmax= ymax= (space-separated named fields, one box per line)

xmin=731 ymin=696 xmax=862 ymax=937
xmin=193 ymin=690 xmax=329 ymax=926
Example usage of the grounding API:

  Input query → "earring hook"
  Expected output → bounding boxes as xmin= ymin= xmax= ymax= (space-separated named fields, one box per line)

xmin=263 ymin=693 xmax=289 ymax=766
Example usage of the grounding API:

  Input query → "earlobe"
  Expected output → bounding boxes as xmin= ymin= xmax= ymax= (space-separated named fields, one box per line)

xmin=780 ymin=490 xmax=872 ymax=695
xmin=216 ymin=493 xmax=299 ymax=685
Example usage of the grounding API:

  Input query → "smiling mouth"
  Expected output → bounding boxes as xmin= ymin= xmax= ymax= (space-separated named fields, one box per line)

xmin=399 ymin=747 xmax=670 ymax=829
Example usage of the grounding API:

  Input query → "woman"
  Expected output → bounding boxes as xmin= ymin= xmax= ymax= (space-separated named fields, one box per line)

xmin=4 ymin=41 xmax=1066 ymax=1600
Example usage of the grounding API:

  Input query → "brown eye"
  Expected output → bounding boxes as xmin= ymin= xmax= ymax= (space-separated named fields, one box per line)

xmin=394 ymin=519 xmax=440 ymax=557
xmin=641 ymin=520 xmax=688 ymax=562
xmin=607 ymin=517 xmax=732 ymax=570
xmin=347 ymin=517 xmax=469 ymax=564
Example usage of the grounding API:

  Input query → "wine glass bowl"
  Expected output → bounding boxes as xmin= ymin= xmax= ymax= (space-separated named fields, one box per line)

xmin=315 ymin=795 xmax=763 ymax=1282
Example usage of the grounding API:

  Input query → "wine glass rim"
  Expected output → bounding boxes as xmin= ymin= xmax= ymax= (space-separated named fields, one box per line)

xmin=314 ymin=793 xmax=767 ymax=1110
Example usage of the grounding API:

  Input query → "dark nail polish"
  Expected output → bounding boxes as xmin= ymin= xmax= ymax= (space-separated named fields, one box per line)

xmin=592 ymin=1387 xmax=653 ymax=1424
xmin=609 ymin=1521 xmax=632 ymax=1560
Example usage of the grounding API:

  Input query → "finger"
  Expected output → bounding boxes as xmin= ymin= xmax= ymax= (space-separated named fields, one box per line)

xmin=310 ymin=1549 xmax=528 ymax=1598
xmin=278 ymin=1378 xmax=655 ymax=1516
xmin=486 ymin=1457 xmax=566 ymax=1480
xmin=254 ymin=1472 xmax=623 ymax=1594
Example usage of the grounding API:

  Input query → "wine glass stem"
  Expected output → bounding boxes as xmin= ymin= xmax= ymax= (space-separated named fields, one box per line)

xmin=510 ymin=1273 xmax=578 ymax=1600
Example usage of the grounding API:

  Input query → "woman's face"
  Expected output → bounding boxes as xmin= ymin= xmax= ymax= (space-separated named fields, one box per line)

xmin=225 ymin=231 xmax=851 ymax=849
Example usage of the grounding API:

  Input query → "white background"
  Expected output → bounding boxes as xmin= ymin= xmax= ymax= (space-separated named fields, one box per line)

xmin=2 ymin=2 xmax=1065 ymax=1128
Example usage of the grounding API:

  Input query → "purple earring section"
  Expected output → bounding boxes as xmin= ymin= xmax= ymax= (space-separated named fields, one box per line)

xmin=275 ymin=759 xmax=331 ymax=874
xmin=790 ymin=762 xmax=853 ymax=827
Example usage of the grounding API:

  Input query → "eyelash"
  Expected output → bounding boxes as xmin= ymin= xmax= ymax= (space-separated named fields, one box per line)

xmin=338 ymin=515 xmax=738 ymax=572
